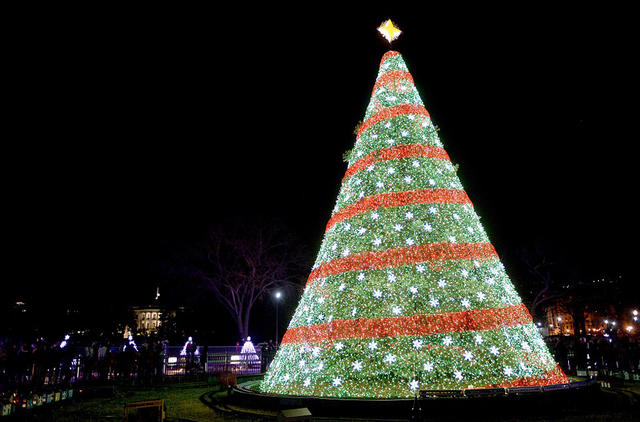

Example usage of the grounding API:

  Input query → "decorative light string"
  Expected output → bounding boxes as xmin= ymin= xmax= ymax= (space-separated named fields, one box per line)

xmin=342 ymin=144 xmax=451 ymax=182
xmin=357 ymin=104 xmax=430 ymax=138
xmin=307 ymin=242 xmax=497 ymax=284
xmin=282 ymin=303 xmax=531 ymax=345
xmin=325 ymin=188 xmax=472 ymax=231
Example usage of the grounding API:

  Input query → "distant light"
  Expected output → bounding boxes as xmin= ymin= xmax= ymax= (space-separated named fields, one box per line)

xmin=181 ymin=336 xmax=194 ymax=356
xmin=557 ymin=317 xmax=562 ymax=322
xmin=276 ymin=292 xmax=281 ymax=299
xmin=127 ymin=335 xmax=139 ymax=352
xmin=60 ymin=334 xmax=70 ymax=348
xmin=634 ymin=310 xmax=638 ymax=316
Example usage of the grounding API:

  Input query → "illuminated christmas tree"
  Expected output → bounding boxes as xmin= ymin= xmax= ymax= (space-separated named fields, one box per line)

xmin=240 ymin=337 xmax=260 ymax=362
xmin=261 ymin=21 xmax=568 ymax=399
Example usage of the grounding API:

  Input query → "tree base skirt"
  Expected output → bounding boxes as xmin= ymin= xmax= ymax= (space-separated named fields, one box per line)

xmin=231 ymin=378 xmax=603 ymax=420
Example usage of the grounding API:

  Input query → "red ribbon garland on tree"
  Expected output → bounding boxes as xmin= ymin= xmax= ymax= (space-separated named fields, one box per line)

xmin=282 ymin=303 xmax=531 ymax=345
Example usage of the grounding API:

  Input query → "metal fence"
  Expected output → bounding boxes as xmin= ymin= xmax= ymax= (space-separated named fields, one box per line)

xmin=0 ymin=344 xmax=278 ymax=390
xmin=159 ymin=345 xmax=276 ymax=376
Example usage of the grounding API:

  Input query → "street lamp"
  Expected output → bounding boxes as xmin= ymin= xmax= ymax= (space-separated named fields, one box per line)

xmin=275 ymin=292 xmax=282 ymax=346
xmin=556 ymin=317 xmax=563 ymax=335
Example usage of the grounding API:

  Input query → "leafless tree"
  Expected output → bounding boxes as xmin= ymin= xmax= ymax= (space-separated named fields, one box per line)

xmin=184 ymin=218 xmax=307 ymax=340
xmin=518 ymin=243 xmax=579 ymax=321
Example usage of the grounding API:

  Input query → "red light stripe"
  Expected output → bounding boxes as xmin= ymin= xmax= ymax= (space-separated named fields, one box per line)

xmin=343 ymin=144 xmax=451 ymax=183
xmin=357 ymin=104 xmax=430 ymax=138
xmin=326 ymin=188 xmax=471 ymax=232
xmin=381 ymin=50 xmax=401 ymax=61
xmin=484 ymin=364 xmax=569 ymax=388
xmin=371 ymin=70 xmax=415 ymax=95
xmin=307 ymin=242 xmax=497 ymax=285
xmin=281 ymin=303 xmax=531 ymax=345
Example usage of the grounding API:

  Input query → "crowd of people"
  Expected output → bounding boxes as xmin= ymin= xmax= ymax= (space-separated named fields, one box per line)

xmin=1 ymin=333 xmax=638 ymax=397
xmin=547 ymin=335 xmax=639 ymax=374
xmin=0 ymin=337 xmax=169 ymax=392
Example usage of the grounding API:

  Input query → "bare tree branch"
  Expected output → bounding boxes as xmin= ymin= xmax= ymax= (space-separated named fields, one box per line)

xmin=180 ymin=216 xmax=308 ymax=339
xmin=517 ymin=242 xmax=579 ymax=321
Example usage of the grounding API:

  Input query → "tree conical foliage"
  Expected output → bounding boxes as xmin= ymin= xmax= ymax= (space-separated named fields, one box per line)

xmin=261 ymin=50 xmax=568 ymax=398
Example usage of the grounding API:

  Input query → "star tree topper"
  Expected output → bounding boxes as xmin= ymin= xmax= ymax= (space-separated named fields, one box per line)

xmin=377 ymin=19 xmax=402 ymax=43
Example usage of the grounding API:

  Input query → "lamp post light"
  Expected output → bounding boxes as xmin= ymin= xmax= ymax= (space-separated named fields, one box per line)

xmin=557 ymin=317 xmax=563 ymax=336
xmin=275 ymin=292 xmax=282 ymax=346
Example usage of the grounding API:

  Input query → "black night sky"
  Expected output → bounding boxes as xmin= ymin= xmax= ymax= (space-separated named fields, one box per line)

xmin=4 ymin=5 xmax=637 ymax=343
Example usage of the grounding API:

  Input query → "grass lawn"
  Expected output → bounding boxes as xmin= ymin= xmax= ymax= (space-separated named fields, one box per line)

xmin=21 ymin=381 xmax=254 ymax=422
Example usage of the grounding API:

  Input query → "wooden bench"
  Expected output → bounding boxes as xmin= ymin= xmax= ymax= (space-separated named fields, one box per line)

xmin=124 ymin=399 xmax=165 ymax=422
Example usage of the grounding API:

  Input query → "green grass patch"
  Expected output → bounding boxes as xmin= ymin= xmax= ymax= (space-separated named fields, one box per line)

xmin=245 ymin=381 xmax=262 ymax=392
xmin=24 ymin=381 xmax=227 ymax=422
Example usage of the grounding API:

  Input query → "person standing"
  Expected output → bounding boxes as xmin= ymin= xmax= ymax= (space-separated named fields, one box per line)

xmin=98 ymin=342 xmax=108 ymax=381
